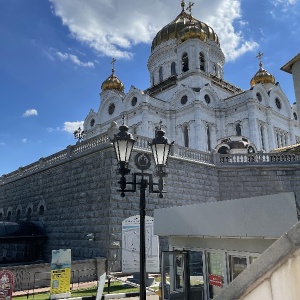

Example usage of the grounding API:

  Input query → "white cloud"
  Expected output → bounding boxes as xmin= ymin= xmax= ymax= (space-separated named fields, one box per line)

xmin=23 ymin=109 xmax=38 ymax=117
xmin=273 ymin=0 xmax=297 ymax=5
xmin=50 ymin=0 xmax=256 ymax=61
xmin=0 ymin=142 xmax=5 ymax=146
xmin=55 ymin=51 xmax=94 ymax=68
xmin=21 ymin=138 xmax=27 ymax=143
xmin=63 ymin=121 xmax=84 ymax=134
xmin=205 ymin=0 xmax=258 ymax=61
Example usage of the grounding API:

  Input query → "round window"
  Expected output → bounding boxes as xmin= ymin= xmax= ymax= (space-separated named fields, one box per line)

xmin=256 ymin=92 xmax=262 ymax=102
xmin=275 ymin=98 xmax=281 ymax=109
xmin=90 ymin=119 xmax=95 ymax=127
xmin=108 ymin=103 xmax=115 ymax=115
xmin=131 ymin=97 xmax=137 ymax=106
xmin=204 ymin=94 xmax=211 ymax=104
xmin=294 ymin=112 xmax=298 ymax=120
xmin=181 ymin=95 xmax=188 ymax=105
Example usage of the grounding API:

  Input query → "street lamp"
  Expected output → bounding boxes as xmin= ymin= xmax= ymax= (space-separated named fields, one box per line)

xmin=112 ymin=123 xmax=173 ymax=300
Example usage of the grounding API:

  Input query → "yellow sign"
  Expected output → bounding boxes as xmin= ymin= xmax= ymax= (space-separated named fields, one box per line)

xmin=50 ymin=268 xmax=71 ymax=295
xmin=50 ymin=249 xmax=71 ymax=298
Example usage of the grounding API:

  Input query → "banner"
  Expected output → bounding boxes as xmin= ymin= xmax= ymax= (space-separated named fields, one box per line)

xmin=50 ymin=249 xmax=71 ymax=299
xmin=0 ymin=270 xmax=14 ymax=300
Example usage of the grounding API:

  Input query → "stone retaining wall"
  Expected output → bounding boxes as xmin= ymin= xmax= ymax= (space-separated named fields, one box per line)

xmin=218 ymin=164 xmax=300 ymax=201
xmin=1 ymin=141 xmax=300 ymax=272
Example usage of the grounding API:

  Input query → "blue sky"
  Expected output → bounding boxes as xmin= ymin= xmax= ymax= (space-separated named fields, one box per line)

xmin=0 ymin=0 xmax=299 ymax=175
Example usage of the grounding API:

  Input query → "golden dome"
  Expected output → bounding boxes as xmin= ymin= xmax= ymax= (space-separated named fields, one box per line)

xmin=151 ymin=7 xmax=219 ymax=52
xmin=250 ymin=64 xmax=275 ymax=87
xmin=101 ymin=69 xmax=124 ymax=92
xmin=250 ymin=52 xmax=275 ymax=87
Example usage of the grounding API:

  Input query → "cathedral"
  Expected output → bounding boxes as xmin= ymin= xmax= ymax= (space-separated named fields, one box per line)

xmin=83 ymin=1 xmax=300 ymax=154
xmin=2 ymin=0 xmax=300 ymax=281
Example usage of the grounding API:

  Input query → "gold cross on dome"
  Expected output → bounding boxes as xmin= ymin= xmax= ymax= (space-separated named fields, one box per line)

xmin=111 ymin=58 xmax=116 ymax=73
xmin=186 ymin=1 xmax=194 ymax=14
xmin=256 ymin=51 xmax=264 ymax=67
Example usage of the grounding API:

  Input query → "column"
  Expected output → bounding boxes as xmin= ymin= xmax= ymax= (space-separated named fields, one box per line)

xmin=247 ymin=101 xmax=259 ymax=147
xmin=266 ymin=109 xmax=276 ymax=151
xmin=193 ymin=102 xmax=202 ymax=150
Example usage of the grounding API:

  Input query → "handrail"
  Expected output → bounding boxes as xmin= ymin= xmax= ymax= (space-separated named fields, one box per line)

xmin=217 ymin=152 xmax=300 ymax=165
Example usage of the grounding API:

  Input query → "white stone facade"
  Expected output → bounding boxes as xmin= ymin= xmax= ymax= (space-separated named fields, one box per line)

xmin=83 ymin=9 xmax=300 ymax=153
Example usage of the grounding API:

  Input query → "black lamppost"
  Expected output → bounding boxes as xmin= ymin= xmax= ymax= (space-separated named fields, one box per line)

xmin=112 ymin=124 xmax=173 ymax=300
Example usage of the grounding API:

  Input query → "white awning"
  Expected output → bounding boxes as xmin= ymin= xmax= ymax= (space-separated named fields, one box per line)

xmin=154 ymin=192 xmax=299 ymax=239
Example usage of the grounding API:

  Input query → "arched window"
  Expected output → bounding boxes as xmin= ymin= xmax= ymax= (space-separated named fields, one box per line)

xmin=182 ymin=53 xmax=189 ymax=72
xmin=260 ymin=126 xmax=265 ymax=150
xmin=218 ymin=146 xmax=229 ymax=154
xmin=39 ymin=205 xmax=45 ymax=216
xmin=159 ymin=66 xmax=163 ymax=82
xmin=154 ymin=126 xmax=159 ymax=138
xmin=181 ymin=95 xmax=188 ymax=105
xmin=171 ymin=62 xmax=177 ymax=76
xmin=26 ymin=207 xmax=32 ymax=221
xmin=276 ymin=132 xmax=280 ymax=148
xmin=183 ymin=125 xmax=189 ymax=147
xmin=213 ymin=63 xmax=217 ymax=75
xmin=204 ymin=94 xmax=211 ymax=104
xmin=200 ymin=52 xmax=205 ymax=71
xmin=16 ymin=209 xmax=21 ymax=221
xmin=236 ymin=123 xmax=242 ymax=136
xmin=294 ymin=112 xmax=298 ymax=120
xmin=256 ymin=92 xmax=262 ymax=102
xmin=7 ymin=211 xmax=11 ymax=221
xmin=207 ymin=126 xmax=211 ymax=151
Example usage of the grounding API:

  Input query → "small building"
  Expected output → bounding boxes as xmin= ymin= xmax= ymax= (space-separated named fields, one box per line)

xmin=154 ymin=193 xmax=299 ymax=300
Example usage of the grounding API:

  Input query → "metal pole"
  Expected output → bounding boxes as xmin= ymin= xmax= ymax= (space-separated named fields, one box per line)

xmin=140 ymin=178 xmax=147 ymax=300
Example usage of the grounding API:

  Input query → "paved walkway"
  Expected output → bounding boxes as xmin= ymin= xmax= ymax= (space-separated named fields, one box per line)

xmin=119 ymin=296 xmax=158 ymax=300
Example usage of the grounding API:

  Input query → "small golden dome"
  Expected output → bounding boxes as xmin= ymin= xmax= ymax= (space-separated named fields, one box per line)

xmin=250 ymin=64 xmax=275 ymax=87
xmin=101 ymin=69 xmax=124 ymax=92
xmin=250 ymin=52 xmax=275 ymax=87
xmin=151 ymin=8 xmax=219 ymax=52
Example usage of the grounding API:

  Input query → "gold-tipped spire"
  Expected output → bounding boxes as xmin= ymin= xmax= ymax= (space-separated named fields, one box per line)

xmin=181 ymin=0 xmax=185 ymax=11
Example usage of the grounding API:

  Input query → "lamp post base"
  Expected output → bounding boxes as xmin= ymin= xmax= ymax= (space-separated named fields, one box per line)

xmin=127 ymin=273 xmax=155 ymax=287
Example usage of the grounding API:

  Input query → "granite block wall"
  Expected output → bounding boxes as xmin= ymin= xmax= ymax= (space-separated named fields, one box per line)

xmin=1 ymin=144 xmax=300 ymax=272
xmin=218 ymin=165 xmax=300 ymax=201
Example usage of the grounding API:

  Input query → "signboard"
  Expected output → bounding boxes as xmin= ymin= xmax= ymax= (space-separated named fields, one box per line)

xmin=50 ymin=249 xmax=71 ymax=299
xmin=122 ymin=215 xmax=159 ymax=273
xmin=0 ymin=270 xmax=14 ymax=300
xmin=209 ymin=274 xmax=223 ymax=288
